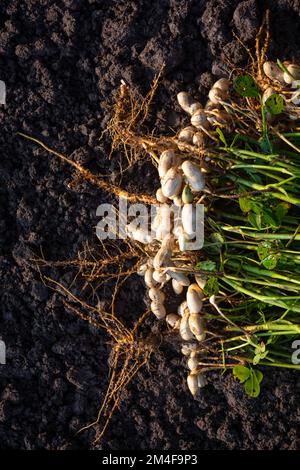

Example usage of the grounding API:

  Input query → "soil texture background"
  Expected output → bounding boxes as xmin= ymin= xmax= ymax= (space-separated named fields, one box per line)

xmin=1 ymin=0 xmax=300 ymax=450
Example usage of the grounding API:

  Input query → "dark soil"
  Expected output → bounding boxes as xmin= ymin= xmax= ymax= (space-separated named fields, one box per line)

xmin=1 ymin=0 xmax=300 ymax=450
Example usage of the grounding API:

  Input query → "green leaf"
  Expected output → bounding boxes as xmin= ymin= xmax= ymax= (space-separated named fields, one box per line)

xmin=248 ymin=212 xmax=261 ymax=229
xmin=216 ymin=127 xmax=227 ymax=147
xmin=234 ymin=75 xmax=260 ymax=98
xmin=255 ymin=369 xmax=263 ymax=384
xmin=244 ymin=368 xmax=263 ymax=397
xmin=234 ymin=366 xmax=263 ymax=398
xmin=262 ymin=254 xmax=279 ymax=270
xmin=244 ymin=375 xmax=257 ymax=397
xmin=239 ymin=197 xmax=252 ymax=213
xmin=262 ymin=209 xmax=279 ymax=229
xmin=257 ymin=241 xmax=280 ymax=269
xmin=233 ymin=365 xmax=250 ymax=383
xmin=257 ymin=241 xmax=272 ymax=261
xmin=250 ymin=200 xmax=263 ymax=215
xmin=195 ymin=260 xmax=217 ymax=272
xmin=203 ymin=277 xmax=219 ymax=296
xmin=265 ymin=93 xmax=285 ymax=115
xmin=275 ymin=202 xmax=290 ymax=224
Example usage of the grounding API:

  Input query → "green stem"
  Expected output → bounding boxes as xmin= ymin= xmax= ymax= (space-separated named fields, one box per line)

xmin=224 ymin=274 xmax=299 ymax=293
xmin=234 ymin=356 xmax=300 ymax=370
xmin=225 ymin=259 xmax=300 ymax=286
xmin=230 ymin=164 xmax=297 ymax=177
xmin=226 ymin=322 xmax=300 ymax=333
xmin=221 ymin=226 xmax=300 ymax=241
xmin=226 ymin=175 xmax=300 ymax=205
xmin=222 ymin=279 xmax=300 ymax=312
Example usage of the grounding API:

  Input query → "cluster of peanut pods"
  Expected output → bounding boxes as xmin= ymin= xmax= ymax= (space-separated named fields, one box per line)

xmin=126 ymin=61 xmax=300 ymax=397
xmin=130 ymin=78 xmax=233 ymax=397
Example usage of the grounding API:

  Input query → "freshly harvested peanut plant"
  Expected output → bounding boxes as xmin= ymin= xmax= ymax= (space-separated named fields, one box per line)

xmin=20 ymin=12 xmax=300 ymax=440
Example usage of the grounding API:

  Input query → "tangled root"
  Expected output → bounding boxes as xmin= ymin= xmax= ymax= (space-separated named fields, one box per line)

xmin=18 ymin=132 xmax=157 ymax=205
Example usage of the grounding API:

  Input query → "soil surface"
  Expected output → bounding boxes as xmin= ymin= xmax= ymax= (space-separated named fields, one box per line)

xmin=1 ymin=0 xmax=300 ymax=450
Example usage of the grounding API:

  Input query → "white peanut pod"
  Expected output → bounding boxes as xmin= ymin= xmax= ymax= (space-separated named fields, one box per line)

xmin=177 ymin=225 xmax=203 ymax=252
xmin=178 ymin=230 xmax=190 ymax=252
xmin=181 ymin=160 xmax=205 ymax=192
xmin=158 ymin=149 xmax=179 ymax=179
xmin=207 ymin=110 xmax=231 ymax=127
xmin=263 ymin=61 xmax=285 ymax=83
xmin=173 ymin=220 xmax=184 ymax=238
xmin=127 ymin=226 xmax=153 ymax=244
xmin=137 ymin=229 xmax=153 ymax=244
xmin=291 ymin=80 xmax=300 ymax=89
xmin=180 ymin=312 xmax=194 ymax=341
xmin=195 ymin=275 xmax=207 ymax=290
xmin=178 ymin=300 xmax=188 ymax=317
xmin=172 ymin=278 xmax=184 ymax=295
xmin=148 ymin=287 xmax=165 ymax=304
xmin=178 ymin=126 xmax=195 ymax=144
xmin=186 ymin=284 xmax=204 ymax=314
xmin=151 ymin=208 xmax=162 ymax=231
xmin=156 ymin=226 xmax=171 ymax=241
xmin=205 ymin=99 xmax=221 ymax=111
xmin=153 ymin=269 xmax=170 ymax=284
xmin=150 ymin=301 xmax=166 ymax=320
xmin=187 ymin=372 xmax=199 ymax=396
xmin=208 ymin=87 xmax=227 ymax=104
xmin=172 ymin=195 xmax=183 ymax=207
xmin=181 ymin=342 xmax=198 ymax=356
xmin=190 ymin=109 xmax=210 ymax=130
xmin=291 ymin=90 xmax=300 ymax=105
xmin=144 ymin=268 xmax=157 ymax=288
xmin=198 ymin=374 xmax=207 ymax=388
xmin=189 ymin=313 xmax=206 ymax=340
xmin=212 ymin=78 xmax=231 ymax=91
xmin=156 ymin=188 xmax=168 ymax=203
xmin=167 ymin=269 xmax=190 ymax=286
xmin=154 ymin=205 xmax=172 ymax=240
xmin=195 ymin=332 xmax=206 ymax=342
xmin=137 ymin=263 xmax=148 ymax=276
xmin=283 ymin=64 xmax=300 ymax=84
xmin=187 ymin=355 xmax=199 ymax=371
xmin=182 ymin=203 xmax=196 ymax=236
xmin=153 ymin=235 xmax=173 ymax=270
xmin=177 ymin=91 xmax=202 ymax=115
xmin=166 ymin=313 xmax=181 ymax=329
xmin=161 ymin=168 xmax=182 ymax=199
xmin=192 ymin=132 xmax=205 ymax=148
xmin=146 ymin=258 xmax=153 ymax=268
